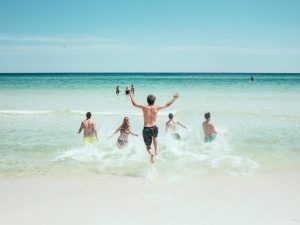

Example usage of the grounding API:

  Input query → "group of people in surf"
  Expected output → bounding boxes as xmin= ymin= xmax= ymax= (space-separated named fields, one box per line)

xmin=78 ymin=91 xmax=217 ymax=163
xmin=115 ymin=85 xmax=135 ymax=95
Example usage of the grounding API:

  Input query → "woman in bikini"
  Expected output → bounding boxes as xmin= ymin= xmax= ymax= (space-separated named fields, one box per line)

xmin=109 ymin=117 xmax=138 ymax=149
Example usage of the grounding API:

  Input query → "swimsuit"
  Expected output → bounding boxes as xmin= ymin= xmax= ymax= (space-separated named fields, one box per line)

xmin=204 ymin=134 xmax=216 ymax=143
xmin=143 ymin=126 xmax=158 ymax=148
xmin=117 ymin=138 xmax=128 ymax=146
xmin=172 ymin=133 xmax=181 ymax=140
xmin=84 ymin=136 xmax=97 ymax=144
xmin=118 ymin=129 xmax=129 ymax=147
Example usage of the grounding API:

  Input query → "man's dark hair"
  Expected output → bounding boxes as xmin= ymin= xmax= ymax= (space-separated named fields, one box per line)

xmin=86 ymin=112 xmax=92 ymax=119
xmin=204 ymin=112 xmax=210 ymax=120
xmin=147 ymin=95 xmax=156 ymax=105
xmin=168 ymin=113 xmax=173 ymax=119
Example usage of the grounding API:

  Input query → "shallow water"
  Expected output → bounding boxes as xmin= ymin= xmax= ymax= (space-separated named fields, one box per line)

xmin=0 ymin=73 xmax=300 ymax=177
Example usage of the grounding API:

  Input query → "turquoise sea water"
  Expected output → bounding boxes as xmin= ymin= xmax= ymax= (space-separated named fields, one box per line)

xmin=0 ymin=73 xmax=300 ymax=177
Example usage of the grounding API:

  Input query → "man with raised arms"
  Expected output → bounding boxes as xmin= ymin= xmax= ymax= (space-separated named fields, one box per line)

xmin=78 ymin=112 xmax=98 ymax=144
xmin=129 ymin=92 xmax=179 ymax=163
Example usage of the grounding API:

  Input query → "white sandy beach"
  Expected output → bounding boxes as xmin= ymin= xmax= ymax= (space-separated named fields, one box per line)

xmin=1 ymin=172 xmax=299 ymax=225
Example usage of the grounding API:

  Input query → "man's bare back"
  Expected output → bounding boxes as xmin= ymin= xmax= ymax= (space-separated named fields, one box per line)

xmin=202 ymin=121 xmax=216 ymax=137
xmin=129 ymin=92 xmax=179 ymax=163
xmin=166 ymin=119 xmax=177 ymax=132
xmin=202 ymin=112 xmax=217 ymax=142
xmin=142 ymin=105 xmax=159 ymax=127
xmin=81 ymin=119 xmax=97 ymax=137
xmin=166 ymin=113 xmax=187 ymax=140
xmin=78 ymin=112 xmax=98 ymax=143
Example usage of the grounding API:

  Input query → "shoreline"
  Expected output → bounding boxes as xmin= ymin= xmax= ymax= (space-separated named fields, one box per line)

xmin=1 ymin=172 xmax=299 ymax=225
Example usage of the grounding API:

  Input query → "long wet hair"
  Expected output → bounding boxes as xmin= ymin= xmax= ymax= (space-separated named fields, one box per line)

xmin=120 ymin=117 xmax=131 ymax=131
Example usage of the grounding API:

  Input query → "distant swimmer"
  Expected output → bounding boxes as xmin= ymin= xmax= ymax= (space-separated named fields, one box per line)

xmin=250 ymin=76 xmax=255 ymax=83
xmin=125 ymin=87 xmax=130 ymax=95
xmin=131 ymin=85 xmax=135 ymax=94
xmin=202 ymin=112 xmax=217 ymax=142
xmin=78 ymin=112 xmax=98 ymax=144
xmin=165 ymin=113 xmax=187 ymax=140
xmin=109 ymin=117 xmax=138 ymax=149
xmin=116 ymin=86 xmax=120 ymax=95
xmin=129 ymin=92 xmax=179 ymax=163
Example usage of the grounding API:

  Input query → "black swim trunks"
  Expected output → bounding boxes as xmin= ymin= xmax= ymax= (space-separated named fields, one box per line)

xmin=143 ymin=126 xmax=158 ymax=148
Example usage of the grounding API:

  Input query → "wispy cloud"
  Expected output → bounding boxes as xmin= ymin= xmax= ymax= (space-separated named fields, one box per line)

xmin=0 ymin=34 xmax=299 ymax=55
xmin=0 ymin=34 xmax=117 ymax=44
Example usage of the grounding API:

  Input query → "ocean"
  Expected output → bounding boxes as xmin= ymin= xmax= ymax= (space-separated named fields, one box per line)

xmin=1 ymin=73 xmax=300 ymax=177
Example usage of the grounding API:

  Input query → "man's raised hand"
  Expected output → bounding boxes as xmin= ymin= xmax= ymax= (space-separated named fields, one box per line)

xmin=173 ymin=93 xmax=179 ymax=99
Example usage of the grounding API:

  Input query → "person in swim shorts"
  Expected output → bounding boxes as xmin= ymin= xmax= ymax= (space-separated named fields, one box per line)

xmin=165 ymin=113 xmax=187 ymax=140
xmin=109 ymin=117 xmax=138 ymax=149
xmin=202 ymin=112 xmax=217 ymax=142
xmin=116 ymin=86 xmax=120 ymax=95
xmin=129 ymin=91 xmax=179 ymax=163
xmin=78 ymin=112 xmax=98 ymax=144
xmin=130 ymin=85 xmax=135 ymax=95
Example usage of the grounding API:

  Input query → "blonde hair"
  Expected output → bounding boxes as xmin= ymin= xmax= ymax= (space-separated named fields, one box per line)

xmin=120 ymin=117 xmax=130 ymax=131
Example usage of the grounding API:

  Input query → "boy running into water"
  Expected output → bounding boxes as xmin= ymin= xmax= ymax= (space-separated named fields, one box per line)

xmin=78 ymin=112 xmax=98 ymax=144
xmin=166 ymin=113 xmax=187 ymax=140
xmin=202 ymin=112 xmax=217 ymax=142
xmin=129 ymin=92 xmax=179 ymax=163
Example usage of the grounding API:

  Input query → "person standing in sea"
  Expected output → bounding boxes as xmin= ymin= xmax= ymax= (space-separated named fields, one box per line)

xmin=129 ymin=92 xmax=179 ymax=163
xmin=116 ymin=86 xmax=120 ymax=95
xmin=130 ymin=85 xmax=135 ymax=95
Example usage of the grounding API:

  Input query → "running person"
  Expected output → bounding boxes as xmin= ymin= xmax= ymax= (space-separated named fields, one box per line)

xmin=78 ymin=112 xmax=98 ymax=144
xmin=129 ymin=92 xmax=179 ymax=163
xmin=109 ymin=117 xmax=138 ymax=149
xmin=202 ymin=112 xmax=217 ymax=142
xmin=165 ymin=113 xmax=187 ymax=140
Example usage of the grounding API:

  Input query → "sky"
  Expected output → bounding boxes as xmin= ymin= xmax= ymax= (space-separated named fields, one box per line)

xmin=0 ymin=0 xmax=300 ymax=72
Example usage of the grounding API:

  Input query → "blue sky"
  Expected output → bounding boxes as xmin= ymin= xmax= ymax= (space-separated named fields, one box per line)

xmin=0 ymin=0 xmax=300 ymax=72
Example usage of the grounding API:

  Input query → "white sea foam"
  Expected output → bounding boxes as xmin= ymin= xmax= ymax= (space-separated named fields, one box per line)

xmin=0 ymin=109 xmax=175 ymax=116
xmin=53 ymin=129 xmax=260 ymax=177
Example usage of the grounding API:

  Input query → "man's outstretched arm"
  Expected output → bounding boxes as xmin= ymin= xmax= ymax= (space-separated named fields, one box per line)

xmin=129 ymin=92 xmax=144 ymax=109
xmin=177 ymin=121 xmax=187 ymax=129
xmin=158 ymin=93 xmax=179 ymax=110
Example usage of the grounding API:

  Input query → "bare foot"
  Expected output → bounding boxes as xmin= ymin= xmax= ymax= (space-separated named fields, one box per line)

xmin=150 ymin=154 xmax=155 ymax=164
xmin=147 ymin=148 xmax=155 ymax=163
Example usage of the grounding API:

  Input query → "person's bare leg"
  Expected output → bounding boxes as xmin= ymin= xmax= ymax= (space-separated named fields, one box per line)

xmin=146 ymin=146 xmax=154 ymax=163
xmin=153 ymin=137 xmax=158 ymax=155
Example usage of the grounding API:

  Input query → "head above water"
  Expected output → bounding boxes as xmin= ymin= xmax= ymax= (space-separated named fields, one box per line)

xmin=168 ymin=113 xmax=173 ymax=119
xmin=204 ymin=112 xmax=211 ymax=120
xmin=147 ymin=94 xmax=156 ymax=105
xmin=86 ymin=112 xmax=92 ymax=119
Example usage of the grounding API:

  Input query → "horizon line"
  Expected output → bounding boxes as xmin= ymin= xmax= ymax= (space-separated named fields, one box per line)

xmin=0 ymin=72 xmax=300 ymax=75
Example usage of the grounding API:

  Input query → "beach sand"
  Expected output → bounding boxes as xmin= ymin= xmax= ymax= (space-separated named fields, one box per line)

xmin=1 ymin=172 xmax=299 ymax=225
